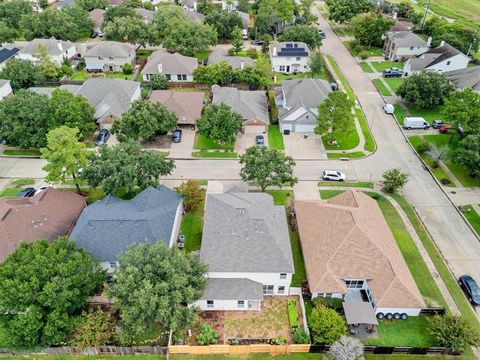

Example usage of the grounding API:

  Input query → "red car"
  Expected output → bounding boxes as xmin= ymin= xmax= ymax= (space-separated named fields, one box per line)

xmin=439 ymin=124 xmax=452 ymax=134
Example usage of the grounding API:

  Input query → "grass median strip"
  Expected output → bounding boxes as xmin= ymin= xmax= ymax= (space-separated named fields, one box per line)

xmin=360 ymin=62 xmax=374 ymax=73
xmin=372 ymin=79 xmax=392 ymax=97
xmin=327 ymin=151 xmax=365 ymax=159
xmin=355 ymin=108 xmax=375 ymax=152
xmin=192 ymin=152 xmax=238 ymax=158
xmin=3 ymin=149 xmax=41 ymax=156
xmin=318 ymin=181 xmax=374 ymax=188
xmin=461 ymin=205 xmax=480 ymax=236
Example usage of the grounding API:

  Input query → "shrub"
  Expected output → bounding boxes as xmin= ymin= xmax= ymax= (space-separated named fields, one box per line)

xmin=381 ymin=168 xmax=409 ymax=193
xmin=227 ymin=47 xmax=235 ymax=56
xmin=150 ymin=74 xmax=169 ymax=90
xmin=288 ymin=300 xmax=300 ymax=328
xmin=71 ymin=310 xmax=117 ymax=348
xmin=358 ymin=50 xmax=369 ymax=60
xmin=309 ymin=305 xmax=346 ymax=344
xmin=313 ymin=297 xmax=344 ymax=311
xmin=246 ymin=48 xmax=258 ymax=59
xmin=122 ymin=63 xmax=134 ymax=74
xmin=428 ymin=315 xmax=480 ymax=352
xmin=293 ymin=329 xmax=310 ymax=344
xmin=196 ymin=324 xmax=219 ymax=345
xmin=270 ymin=336 xmax=287 ymax=345
xmin=417 ymin=141 xmax=432 ymax=155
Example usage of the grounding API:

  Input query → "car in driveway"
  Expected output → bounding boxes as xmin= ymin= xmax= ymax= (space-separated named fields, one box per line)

xmin=322 ymin=170 xmax=347 ymax=181
xmin=95 ymin=129 xmax=110 ymax=146
xmin=172 ymin=129 xmax=182 ymax=143
xmin=90 ymin=31 xmax=99 ymax=38
xmin=459 ymin=275 xmax=480 ymax=305
xmin=318 ymin=29 xmax=326 ymax=39
xmin=439 ymin=124 xmax=452 ymax=134
xmin=432 ymin=120 xmax=445 ymax=129
xmin=255 ymin=135 xmax=265 ymax=147
xmin=383 ymin=68 xmax=403 ymax=78
xmin=251 ymin=40 xmax=265 ymax=46
xmin=17 ymin=188 xmax=36 ymax=198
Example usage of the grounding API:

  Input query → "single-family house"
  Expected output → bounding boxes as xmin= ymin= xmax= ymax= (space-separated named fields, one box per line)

xmin=194 ymin=192 xmax=294 ymax=311
xmin=89 ymin=9 xmax=105 ymax=32
xmin=0 ymin=47 xmax=19 ymax=70
xmin=221 ymin=0 xmax=238 ymax=11
xmin=0 ymin=188 xmax=86 ymax=263
xmin=70 ymin=186 xmax=183 ymax=273
xmin=207 ymin=48 xmax=255 ymax=69
xmin=181 ymin=0 xmax=197 ymax=11
xmin=0 ymin=80 xmax=13 ymax=100
xmin=84 ymin=41 xmax=136 ymax=72
xmin=183 ymin=8 xmax=205 ymax=22
xmin=444 ymin=66 xmax=480 ymax=92
xmin=403 ymin=41 xmax=470 ymax=75
xmin=149 ymin=90 xmax=204 ymax=125
xmin=141 ymin=50 xmax=197 ymax=82
xmin=269 ymin=42 xmax=311 ymax=74
xmin=276 ymin=78 xmax=331 ymax=133
xmin=295 ymin=191 xmax=426 ymax=317
xmin=17 ymin=38 xmax=77 ymax=64
xmin=134 ymin=8 xmax=155 ymax=22
xmin=211 ymin=85 xmax=269 ymax=132
xmin=383 ymin=31 xmax=430 ymax=61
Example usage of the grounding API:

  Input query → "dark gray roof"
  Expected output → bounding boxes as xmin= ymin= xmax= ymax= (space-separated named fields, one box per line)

xmin=201 ymin=278 xmax=263 ymax=300
xmin=70 ymin=186 xmax=182 ymax=262
xmin=200 ymin=193 xmax=294 ymax=273
xmin=134 ymin=8 xmax=155 ymax=22
xmin=409 ymin=42 xmax=466 ymax=71
xmin=183 ymin=8 xmax=204 ymax=22
xmin=444 ymin=66 xmax=480 ymax=91
xmin=0 ymin=47 xmax=19 ymax=64
xmin=20 ymin=38 xmax=74 ymax=56
xmin=387 ymin=31 xmax=428 ymax=48
xmin=282 ymin=78 xmax=331 ymax=108
xmin=207 ymin=49 xmax=255 ymax=69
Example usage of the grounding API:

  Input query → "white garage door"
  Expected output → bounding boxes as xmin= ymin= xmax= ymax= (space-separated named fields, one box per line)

xmin=294 ymin=124 xmax=316 ymax=133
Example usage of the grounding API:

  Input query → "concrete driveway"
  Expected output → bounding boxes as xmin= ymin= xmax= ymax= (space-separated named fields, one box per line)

xmin=235 ymin=131 xmax=268 ymax=154
xmin=169 ymin=127 xmax=195 ymax=158
xmin=283 ymin=133 xmax=327 ymax=160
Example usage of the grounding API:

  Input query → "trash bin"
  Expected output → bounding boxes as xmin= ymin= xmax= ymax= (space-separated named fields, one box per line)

xmin=283 ymin=129 xmax=291 ymax=135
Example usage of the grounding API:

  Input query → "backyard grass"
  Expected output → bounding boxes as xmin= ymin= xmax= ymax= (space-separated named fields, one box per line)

xmin=344 ymin=41 xmax=384 ymax=58
xmin=193 ymin=134 xmax=234 ymax=151
xmin=372 ymin=79 xmax=392 ymax=97
xmin=180 ymin=190 xmax=205 ymax=253
xmin=3 ymin=149 xmax=41 ymax=156
xmin=393 ymin=104 xmax=406 ymax=125
xmin=192 ymin=51 xmax=210 ymax=61
xmin=360 ymin=62 xmax=374 ymax=73
xmin=326 ymin=151 xmax=365 ymax=158
xmin=370 ymin=61 xmax=404 ymax=73
xmin=365 ymin=192 xmax=448 ymax=309
xmin=104 ymin=72 xmax=135 ymax=80
xmin=355 ymin=108 xmax=375 ymax=152
xmin=268 ymin=90 xmax=278 ymax=123
xmin=364 ymin=317 xmax=436 ymax=347
xmin=318 ymin=181 xmax=374 ymax=188
xmin=192 ymin=152 xmax=238 ymax=158
xmin=136 ymin=49 xmax=155 ymax=60
xmin=82 ymin=188 xmax=106 ymax=204
xmin=384 ymin=77 xmax=405 ymax=95
xmin=319 ymin=189 xmax=344 ymax=199
xmin=71 ymin=70 xmax=88 ymax=80
xmin=268 ymin=125 xmax=284 ymax=150
xmin=0 ymin=188 xmax=21 ymax=197
xmin=461 ymin=205 xmax=480 ymax=237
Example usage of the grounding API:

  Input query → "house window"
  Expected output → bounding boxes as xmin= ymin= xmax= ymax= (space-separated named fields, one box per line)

xmin=207 ymin=300 xmax=214 ymax=308
xmin=278 ymin=286 xmax=285 ymax=294
xmin=177 ymin=74 xmax=182 ymax=80
xmin=345 ymin=280 xmax=364 ymax=289
xmin=238 ymin=300 xmax=245 ymax=308
xmin=182 ymin=74 xmax=187 ymax=80
xmin=109 ymin=261 xmax=118 ymax=270
xmin=446 ymin=61 xmax=451 ymax=65
xmin=280 ymin=273 xmax=287 ymax=279
xmin=409 ymin=46 xmax=414 ymax=50
xmin=263 ymin=285 xmax=274 ymax=295
xmin=296 ymin=57 xmax=301 ymax=61
xmin=279 ymin=65 xmax=286 ymax=72
xmin=165 ymin=74 xmax=171 ymax=80
xmin=324 ymin=293 xmax=333 ymax=298
xmin=98 ymin=57 xmax=103 ymax=60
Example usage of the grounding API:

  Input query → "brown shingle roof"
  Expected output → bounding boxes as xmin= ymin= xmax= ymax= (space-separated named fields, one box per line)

xmin=149 ymin=90 xmax=204 ymax=124
xmin=0 ymin=188 xmax=86 ymax=262
xmin=295 ymin=191 xmax=425 ymax=309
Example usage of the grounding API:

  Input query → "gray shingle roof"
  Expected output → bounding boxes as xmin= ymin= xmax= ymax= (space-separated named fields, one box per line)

xmin=141 ymin=50 xmax=198 ymax=76
xmin=445 ymin=66 xmax=480 ymax=91
xmin=207 ymin=49 xmax=255 ymax=69
xmin=283 ymin=78 xmax=331 ymax=109
xmin=86 ymin=41 xmax=135 ymax=59
xmin=134 ymin=8 xmax=155 ymax=21
xmin=70 ymin=186 xmax=182 ymax=262
xmin=387 ymin=31 xmax=428 ymax=48
xmin=201 ymin=278 xmax=263 ymax=300
xmin=408 ymin=42 xmax=466 ymax=71
xmin=211 ymin=86 xmax=268 ymax=124
xmin=183 ymin=9 xmax=204 ymax=22
xmin=200 ymin=193 xmax=294 ymax=273
xmin=20 ymin=38 xmax=74 ymax=56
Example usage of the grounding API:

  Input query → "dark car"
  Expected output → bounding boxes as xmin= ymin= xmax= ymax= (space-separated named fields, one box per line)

xmin=439 ymin=124 xmax=452 ymax=134
xmin=383 ymin=68 xmax=403 ymax=78
xmin=432 ymin=120 xmax=445 ymax=129
xmin=459 ymin=275 xmax=480 ymax=305
xmin=251 ymin=40 xmax=265 ymax=46
xmin=17 ymin=188 xmax=36 ymax=198
xmin=318 ymin=29 xmax=326 ymax=39
xmin=90 ymin=31 xmax=99 ymax=38
xmin=95 ymin=129 xmax=110 ymax=146
xmin=172 ymin=129 xmax=182 ymax=143
xmin=255 ymin=135 xmax=265 ymax=147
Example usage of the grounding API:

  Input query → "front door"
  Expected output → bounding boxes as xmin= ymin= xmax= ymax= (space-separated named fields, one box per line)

xmin=286 ymin=65 xmax=290 ymax=73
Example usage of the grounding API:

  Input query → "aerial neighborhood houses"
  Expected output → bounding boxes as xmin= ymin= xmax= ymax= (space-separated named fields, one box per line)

xmin=141 ymin=50 xmax=197 ymax=82
xmin=383 ymin=31 xmax=430 ymax=62
xmin=149 ymin=89 xmax=204 ymax=126
xmin=17 ymin=38 xmax=77 ymax=64
xmin=84 ymin=42 xmax=136 ymax=73
xmin=269 ymin=42 xmax=311 ymax=74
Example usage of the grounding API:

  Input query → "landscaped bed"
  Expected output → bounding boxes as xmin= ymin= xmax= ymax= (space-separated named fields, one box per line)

xmin=3 ymin=149 xmax=41 ymax=156
xmin=318 ymin=181 xmax=374 ymax=188
xmin=192 ymin=152 xmax=238 ymax=158
xmin=327 ymin=151 xmax=365 ymax=159
xmin=180 ymin=189 xmax=206 ymax=252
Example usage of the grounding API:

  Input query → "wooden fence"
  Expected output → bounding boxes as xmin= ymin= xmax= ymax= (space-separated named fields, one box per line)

xmin=0 ymin=346 xmax=168 ymax=356
xmin=168 ymin=344 xmax=311 ymax=355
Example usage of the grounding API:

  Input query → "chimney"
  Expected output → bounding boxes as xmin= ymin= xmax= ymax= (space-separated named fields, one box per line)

xmin=272 ymin=46 xmax=277 ymax=56
xmin=427 ymin=36 xmax=432 ymax=47
xmin=157 ymin=63 xmax=163 ymax=73
xmin=240 ymin=60 xmax=244 ymax=69
xmin=57 ymin=41 xmax=63 ymax=52
xmin=440 ymin=40 xmax=445 ymax=47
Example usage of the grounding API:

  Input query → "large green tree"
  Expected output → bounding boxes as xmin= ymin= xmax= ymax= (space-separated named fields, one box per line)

xmin=398 ymin=72 xmax=454 ymax=109
xmin=152 ymin=4 xmax=186 ymax=36
xmin=111 ymin=100 xmax=178 ymax=142
xmin=41 ymin=126 xmax=89 ymax=194
xmin=443 ymin=88 xmax=480 ymax=136
xmin=106 ymin=242 xmax=207 ymax=344
xmin=204 ymin=10 xmax=243 ymax=39
xmin=429 ymin=315 xmax=480 ymax=352
xmin=75 ymin=0 xmax=107 ymax=11
xmin=0 ymin=20 xmax=18 ymax=43
xmin=239 ymin=146 xmax=298 ymax=191
xmin=309 ymin=51 xmax=323 ymax=74
xmin=309 ymin=305 xmax=346 ymax=344
xmin=0 ymin=59 xmax=44 ymax=91
xmin=424 ymin=16 xmax=479 ymax=54
xmin=325 ymin=0 xmax=372 ymax=23
xmin=162 ymin=19 xmax=217 ymax=55
xmin=196 ymin=103 xmax=243 ymax=144
xmin=316 ymin=91 xmax=353 ymax=135
xmin=103 ymin=4 xmax=139 ymax=24
xmin=350 ymin=12 xmax=394 ymax=47
xmin=104 ymin=16 xmax=159 ymax=47
xmin=454 ymin=135 xmax=480 ymax=179
xmin=35 ymin=44 xmax=61 ymax=80
xmin=254 ymin=12 xmax=276 ymax=34
xmin=193 ymin=61 xmax=234 ymax=85
xmin=81 ymin=139 xmax=175 ymax=195
xmin=280 ymin=24 xmax=322 ymax=49
xmin=0 ymin=0 xmax=32 ymax=29
xmin=0 ymin=237 xmax=105 ymax=349
xmin=0 ymin=90 xmax=50 ymax=149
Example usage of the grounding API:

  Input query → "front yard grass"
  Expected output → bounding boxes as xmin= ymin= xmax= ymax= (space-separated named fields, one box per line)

xmin=268 ymin=125 xmax=284 ymax=150
xmin=319 ymin=189 xmax=345 ymax=199
xmin=407 ymin=106 xmax=444 ymax=123
xmin=372 ymin=79 xmax=392 ymax=96
xmin=355 ymin=108 xmax=375 ymax=152
xmin=326 ymin=151 xmax=365 ymax=158
xmin=12 ymin=179 xmax=35 ymax=186
xmin=344 ymin=41 xmax=384 ymax=58
xmin=194 ymin=134 xmax=234 ymax=151
xmin=192 ymin=152 xmax=238 ymax=158
xmin=360 ymin=62 xmax=374 ymax=73
xmin=461 ymin=205 xmax=480 ymax=237
xmin=180 ymin=190 xmax=205 ymax=253
xmin=318 ymin=181 xmax=374 ymax=188
xmin=0 ymin=188 xmax=22 ymax=197
xmin=3 ymin=149 xmax=41 ymax=156
xmin=393 ymin=104 xmax=406 ymax=124
xmin=370 ymin=61 xmax=404 ymax=73
xmin=384 ymin=77 xmax=405 ymax=95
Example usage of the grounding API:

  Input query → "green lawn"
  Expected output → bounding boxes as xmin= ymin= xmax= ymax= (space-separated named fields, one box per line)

xmin=407 ymin=106 xmax=444 ymax=123
xmin=355 ymin=108 xmax=375 ymax=152
xmin=105 ymin=72 xmax=135 ymax=80
xmin=12 ymin=179 xmax=35 ymax=186
xmin=370 ymin=61 xmax=404 ymax=73
xmin=180 ymin=190 xmax=205 ymax=253
xmin=266 ymin=190 xmax=306 ymax=288
xmin=3 ymin=149 xmax=41 ymax=156
xmin=461 ymin=205 xmax=480 ymax=236
xmin=326 ymin=151 xmax=365 ymax=158
xmin=319 ymin=189 xmax=345 ymax=199
xmin=372 ymin=79 xmax=392 ymax=96
xmin=393 ymin=104 xmax=406 ymax=125
xmin=364 ymin=317 xmax=436 ymax=347
xmin=0 ymin=188 xmax=21 ymax=197
xmin=268 ymin=90 xmax=278 ymax=123
xmin=268 ymin=125 xmax=284 ymax=150
xmin=366 ymin=192 xmax=447 ymax=308
xmin=71 ymin=70 xmax=88 ymax=80
xmin=192 ymin=152 xmax=238 ymax=158
xmin=136 ymin=49 xmax=155 ymax=60
xmin=318 ymin=181 xmax=374 ymax=188
xmin=272 ymin=69 xmax=328 ymax=85
xmin=326 ymin=55 xmax=354 ymax=101
xmin=384 ymin=77 xmax=405 ymax=95
xmin=192 ymin=51 xmax=210 ymax=61
xmin=344 ymin=41 xmax=384 ymax=58
xmin=193 ymin=134 xmax=234 ymax=151
xmin=360 ymin=62 xmax=374 ymax=73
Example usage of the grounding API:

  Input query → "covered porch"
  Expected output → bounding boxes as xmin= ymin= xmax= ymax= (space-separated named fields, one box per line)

xmin=343 ymin=301 xmax=379 ymax=339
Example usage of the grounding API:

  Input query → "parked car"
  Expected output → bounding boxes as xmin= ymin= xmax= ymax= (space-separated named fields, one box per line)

xmin=90 ymin=31 xmax=99 ymax=38
xmin=318 ymin=29 xmax=326 ymax=39
xmin=34 ymin=183 xmax=49 ymax=196
xmin=383 ymin=68 xmax=403 ymax=78
xmin=439 ymin=124 xmax=452 ymax=134
xmin=459 ymin=275 xmax=480 ymax=305
xmin=251 ymin=40 xmax=265 ymax=46
xmin=403 ymin=117 xmax=429 ymax=130
xmin=98 ymin=31 xmax=104 ymax=37
xmin=172 ymin=129 xmax=182 ymax=143
xmin=431 ymin=120 xmax=445 ymax=129
xmin=383 ymin=103 xmax=394 ymax=114
xmin=242 ymin=29 xmax=248 ymax=40
xmin=17 ymin=188 xmax=36 ymax=198
xmin=322 ymin=170 xmax=347 ymax=182
xmin=95 ymin=129 xmax=110 ymax=146
xmin=255 ymin=135 xmax=265 ymax=147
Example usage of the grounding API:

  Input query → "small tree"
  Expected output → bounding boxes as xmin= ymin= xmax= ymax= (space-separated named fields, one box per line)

xmin=71 ymin=310 xmax=117 ymax=348
xmin=0 ymin=59 xmax=44 ymax=90
xmin=325 ymin=0 xmax=372 ymax=23
xmin=309 ymin=51 xmax=323 ymax=74
xmin=36 ymin=43 xmax=60 ymax=79
xmin=309 ymin=305 xmax=346 ymax=345
xmin=41 ymin=126 xmax=89 ymax=194
xmin=239 ymin=146 xmax=298 ymax=192
xmin=426 ymin=145 xmax=448 ymax=168
xmin=381 ymin=168 xmax=409 ymax=193
xmin=150 ymin=74 xmax=169 ymax=90
xmin=175 ymin=180 xmax=204 ymax=212
xmin=280 ymin=24 xmax=322 ymax=49
xmin=122 ymin=63 xmax=133 ymax=74
xmin=231 ymin=26 xmax=244 ymax=54
xmin=316 ymin=92 xmax=353 ymax=135
xmin=454 ymin=135 xmax=480 ymax=178
xmin=350 ymin=12 xmax=394 ymax=47
xmin=443 ymin=88 xmax=480 ymax=137
xmin=329 ymin=336 xmax=364 ymax=360
xmin=196 ymin=103 xmax=243 ymax=145
xmin=398 ymin=72 xmax=454 ymax=109
xmin=429 ymin=315 xmax=480 ymax=352
xmin=196 ymin=324 xmax=220 ymax=345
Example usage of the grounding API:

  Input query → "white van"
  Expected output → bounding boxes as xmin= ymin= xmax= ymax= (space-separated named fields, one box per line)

xmin=403 ymin=117 xmax=430 ymax=130
xmin=383 ymin=103 xmax=394 ymax=114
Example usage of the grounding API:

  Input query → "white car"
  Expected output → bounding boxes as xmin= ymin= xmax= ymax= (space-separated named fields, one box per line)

xmin=322 ymin=170 xmax=347 ymax=182
xmin=383 ymin=103 xmax=394 ymax=114
xmin=34 ymin=183 xmax=50 ymax=195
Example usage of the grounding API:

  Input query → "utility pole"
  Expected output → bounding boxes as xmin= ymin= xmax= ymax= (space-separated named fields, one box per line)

xmin=467 ymin=22 xmax=480 ymax=57
xmin=420 ymin=0 xmax=432 ymax=31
